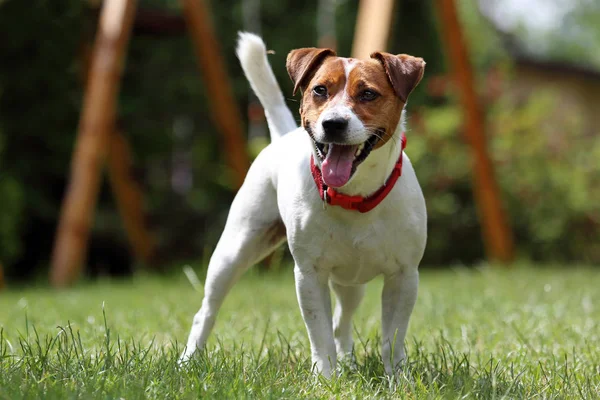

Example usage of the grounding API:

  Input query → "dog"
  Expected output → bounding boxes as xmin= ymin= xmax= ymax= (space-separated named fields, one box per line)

xmin=180 ymin=32 xmax=427 ymax=377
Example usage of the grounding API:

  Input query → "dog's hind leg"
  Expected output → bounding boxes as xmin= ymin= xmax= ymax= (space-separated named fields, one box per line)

xmin=180 ymin=160 xmax=285 ymax=363
xmin=331 ymin=282 xmax=365 ymax=359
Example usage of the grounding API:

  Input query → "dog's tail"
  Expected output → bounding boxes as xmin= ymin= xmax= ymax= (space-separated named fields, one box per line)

xmin=236 ymin=32 xmax=297 ymax=142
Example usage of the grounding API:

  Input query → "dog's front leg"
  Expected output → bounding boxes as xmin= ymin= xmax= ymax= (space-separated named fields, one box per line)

xmin=294 ymin=264 xmax=336 ymax=377
xmin=381 ymin=268 xmax=419 ymax=375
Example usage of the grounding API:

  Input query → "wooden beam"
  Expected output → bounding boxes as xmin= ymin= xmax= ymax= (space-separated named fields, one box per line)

xmin=50 ymin=0 xmax=138 ymax=287
xmin=436 ymin=0 xmax=515 ymax=263
xmin=181 ymin=0 xmax=249 ymax=189
xmin=351 ymin=0 xmax=395 ymax=58
xmin=79 ymin=28 xmax=155 ymax=269
xmin=107 ymin=130 xmax=155 ymax=265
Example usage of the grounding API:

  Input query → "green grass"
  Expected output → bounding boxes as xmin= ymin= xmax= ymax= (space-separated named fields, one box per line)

xmin=0 ymin=265 xmax=599 ymax=399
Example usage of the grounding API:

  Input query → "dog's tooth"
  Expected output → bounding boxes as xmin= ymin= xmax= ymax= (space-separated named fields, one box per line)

xmin=323 ymin=144 xmax=329 ymax=154
xmin=358 ymin=143 xmax=365 ymax=151
xmin=355 ymin=148 xmax=362 ymax=157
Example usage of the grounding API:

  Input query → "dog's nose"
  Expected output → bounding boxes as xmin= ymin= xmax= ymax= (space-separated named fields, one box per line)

xmin=322 ymin=118 xmax=349 ymax=140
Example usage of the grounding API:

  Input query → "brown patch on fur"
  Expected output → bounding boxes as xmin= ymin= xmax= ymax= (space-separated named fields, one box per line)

xmin=286 ymin=47 xmax=336 ymax=95
xmin=370 ymin=52 xmax=425 ymax=103
xmin=346 ymin=60 xmax=405 ymax=149
xmin=299 ymin=57 xmax=347 ymax=132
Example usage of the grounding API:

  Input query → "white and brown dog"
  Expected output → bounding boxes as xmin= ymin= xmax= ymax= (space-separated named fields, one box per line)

xmin=181 ymin=33 xmax=427 ymax=377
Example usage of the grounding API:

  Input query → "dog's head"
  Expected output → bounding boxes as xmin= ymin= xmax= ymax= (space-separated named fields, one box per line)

xmin=287 ymin=48 xmax=425 ymax=188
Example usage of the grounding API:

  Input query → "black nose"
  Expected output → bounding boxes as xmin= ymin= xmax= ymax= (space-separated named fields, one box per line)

xmin=322 ymin=118 xmax=349 ymax=140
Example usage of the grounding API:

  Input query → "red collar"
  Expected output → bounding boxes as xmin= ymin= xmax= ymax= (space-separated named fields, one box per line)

xmin=309 ymin=133 xmax=407 ymax=213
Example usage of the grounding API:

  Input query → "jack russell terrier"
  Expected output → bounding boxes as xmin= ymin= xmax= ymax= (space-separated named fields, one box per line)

xmin=181 ymin=32 xmax=427 ymax=377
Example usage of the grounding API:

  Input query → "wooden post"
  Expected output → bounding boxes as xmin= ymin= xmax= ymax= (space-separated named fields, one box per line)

xmin=181 ymin=0 xmax=249 ymax=189
xmin=351 ymin=0 xmax=395 ymax=59
xmin=436 ymin=0 xmax=514 ymax=263
xmin=50 ymin=0 xmax=138 ymax=287
xmin=79 ymin=24 xmax=155 ymax=269
xmin=107 ymin=130 xmax=155 ymax=265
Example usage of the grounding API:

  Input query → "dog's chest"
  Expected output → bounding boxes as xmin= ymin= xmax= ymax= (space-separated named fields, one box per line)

xmin=276 ymin=135 xmax=427 ymax=284
xmin=288 ymin=207 xmax=408 ymax=285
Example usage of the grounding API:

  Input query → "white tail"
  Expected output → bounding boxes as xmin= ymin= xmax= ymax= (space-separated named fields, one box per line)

xmin=236 ymin=32 xmax=297 ymax=142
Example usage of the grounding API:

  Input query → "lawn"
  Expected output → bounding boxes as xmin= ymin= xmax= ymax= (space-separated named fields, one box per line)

xmin=0 ymin=265 xmax=598 ymax=399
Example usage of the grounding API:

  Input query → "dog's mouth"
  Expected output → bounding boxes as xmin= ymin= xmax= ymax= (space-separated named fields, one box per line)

xmin=310 ymin=133 xmax=381 ymax=188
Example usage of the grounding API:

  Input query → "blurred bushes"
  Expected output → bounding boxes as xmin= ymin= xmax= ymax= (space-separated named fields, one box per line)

xmin=409 ymin=105 xmax=485 ymax=265
xmin=0 ymin=0 xmax=84 ymax=274
xmin=491 ymin=89 xmax=600 ymax=263
xmin=410 ymin=84 xmax=600 ymax=265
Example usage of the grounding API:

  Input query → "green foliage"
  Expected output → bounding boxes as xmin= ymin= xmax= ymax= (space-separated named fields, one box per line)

xmin=457 ymin=0 xmax=511 ymax=71
xmin=514 ymin=0 xmax=600 ymax=69
xmin=490 ymin=89 xmax=600 ymax=263
xmin=409 ymin=85 xmax=600 ymax=264
xmin=0 ymin=0 xmax=84 ymax=267
xmin=388 ymin=0 xmax=446 ymax=106
xmin=0 ymin=266 xmax=599 ymax=398
xmin=556 ymin=2 xmax=600 ymax=67
xmin=409 ymin=105 xmax=486 ymax=265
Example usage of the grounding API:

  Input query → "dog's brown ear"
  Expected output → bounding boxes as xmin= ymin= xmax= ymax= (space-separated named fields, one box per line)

xmin=287 ymin=47 xmax=336 ymax=95
xmin=370 ymin=52 xmax=425 ymax=102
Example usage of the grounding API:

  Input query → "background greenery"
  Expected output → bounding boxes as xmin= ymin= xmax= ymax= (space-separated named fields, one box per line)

xmin=0 ymin=0 xmax=598 ymax=279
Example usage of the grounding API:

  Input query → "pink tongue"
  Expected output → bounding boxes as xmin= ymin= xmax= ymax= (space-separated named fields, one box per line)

xmin=321 ymin=144 xmax=357 ymax=187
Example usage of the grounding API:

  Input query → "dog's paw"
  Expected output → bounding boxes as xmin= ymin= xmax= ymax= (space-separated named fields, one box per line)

xmin=177 ymin=348 xmax=196 ymax=367
xmin=336 ymin=350 xmax=358 ymax=372
xmin=383 ymin=348 xmax=407 ymax=377
xmin=310 ymin=357 xmax=337 ymax=379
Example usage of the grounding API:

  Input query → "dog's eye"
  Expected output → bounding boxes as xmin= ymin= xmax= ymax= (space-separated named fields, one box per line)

xmin=360 ymin=90 xmax=379 ymax=102
xmin=313 ymin=85 xmax=328 ymax=97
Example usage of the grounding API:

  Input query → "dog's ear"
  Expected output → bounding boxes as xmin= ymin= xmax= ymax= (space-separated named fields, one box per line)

xmin=287 ymin=47 xmax=336 ymax=95
xmin=370 ymin=52 xmax=425 ymax=102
